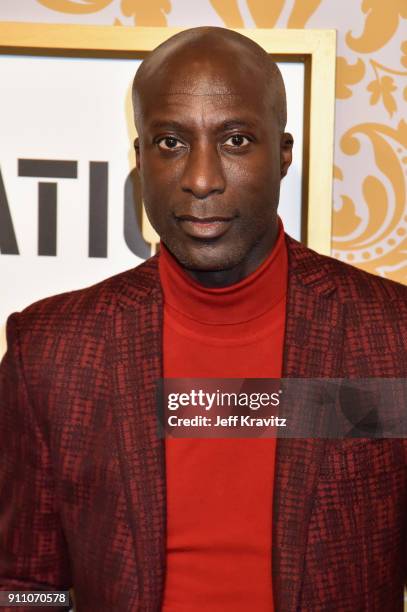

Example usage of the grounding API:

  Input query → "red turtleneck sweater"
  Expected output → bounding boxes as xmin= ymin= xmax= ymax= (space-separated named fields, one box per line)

xmin=159 ymin=224 xmax=288 ymax=611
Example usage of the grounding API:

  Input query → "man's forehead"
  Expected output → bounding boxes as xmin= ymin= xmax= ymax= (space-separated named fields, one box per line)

xmin=154 ymin=82 xmax=251 ymax=97
xmin=146 ymin=97 xmax=263 ymax=121
xmin=140 ymin=66 xmax=267 ymax=101
xmin=142 ymin=85 xmax=268 ymax=121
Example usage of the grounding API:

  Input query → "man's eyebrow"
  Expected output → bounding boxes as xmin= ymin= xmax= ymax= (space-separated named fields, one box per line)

xmin=219 ymin=120 xmax=257 ymax=130
xmin=149 ymin=120 xmax=186 ymax=130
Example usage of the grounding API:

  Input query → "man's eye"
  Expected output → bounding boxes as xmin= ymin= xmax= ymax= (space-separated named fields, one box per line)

xmin=224 ymin=135 xmax=250 ymax=147
xmin=157 ymin=137 xmax=184 ymax=150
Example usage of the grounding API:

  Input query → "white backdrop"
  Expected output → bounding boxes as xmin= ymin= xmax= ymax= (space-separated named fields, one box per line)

xmin=0 ymin=54 xmax=304 ymax=339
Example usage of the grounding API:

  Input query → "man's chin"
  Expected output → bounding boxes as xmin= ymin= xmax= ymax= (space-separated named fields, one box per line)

xmin=170 ymin=243 xmax=240 ymax=273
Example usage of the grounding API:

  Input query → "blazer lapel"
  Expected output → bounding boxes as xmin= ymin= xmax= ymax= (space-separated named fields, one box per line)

xmin=272 ymin=237 xmax=346 ymax=611
xmin=110 ymin=260 xmax=165 ymax=611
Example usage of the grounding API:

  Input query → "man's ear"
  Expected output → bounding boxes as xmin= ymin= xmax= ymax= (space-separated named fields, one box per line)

xmin=280 ymin=132 xmax=293 ymax=179
xmin=134 ymin=137 xmax=140 ymax=171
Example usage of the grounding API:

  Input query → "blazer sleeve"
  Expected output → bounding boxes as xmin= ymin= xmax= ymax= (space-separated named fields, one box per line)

xmin=0 ymin=313 xmax=72 ymax=611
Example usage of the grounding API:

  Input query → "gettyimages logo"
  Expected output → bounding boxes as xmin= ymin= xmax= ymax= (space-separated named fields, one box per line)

xmin=158 ymin=378 xmax=407 ymax=439
xmin=167 ymin=387 xmax=283 ymax=411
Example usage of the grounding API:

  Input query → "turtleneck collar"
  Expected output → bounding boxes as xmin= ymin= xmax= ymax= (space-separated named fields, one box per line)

xmin=159 ymin=219 xmax=287 ymax=326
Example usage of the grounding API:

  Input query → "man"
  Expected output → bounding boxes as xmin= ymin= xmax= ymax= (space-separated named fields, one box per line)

xmin=1 ymin=26 xmax=406 ymax=611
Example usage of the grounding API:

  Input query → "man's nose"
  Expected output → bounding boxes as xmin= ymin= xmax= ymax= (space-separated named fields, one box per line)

xmin=180 ymin=142 xmax=226 ymax=199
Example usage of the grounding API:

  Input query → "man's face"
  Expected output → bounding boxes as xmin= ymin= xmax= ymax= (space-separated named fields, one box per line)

xmin=135 ymin=54 xmax=292 ymax=279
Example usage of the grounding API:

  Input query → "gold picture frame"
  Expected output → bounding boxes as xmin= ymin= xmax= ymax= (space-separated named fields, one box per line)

xmin=0 ymin=22 xmax=336 ymax=254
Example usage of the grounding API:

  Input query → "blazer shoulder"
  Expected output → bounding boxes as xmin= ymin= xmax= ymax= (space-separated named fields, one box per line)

xmin=286 ymin=234 xmax=407 ymax=305
xmin=9 ymin=256 xmax=160 ymax=339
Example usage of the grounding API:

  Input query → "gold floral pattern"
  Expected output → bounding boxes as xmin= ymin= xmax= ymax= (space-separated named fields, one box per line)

xmin=332 ymin=194 xmax=362 ymax=238
xmin=120 ymin=0 xmax=170 ymax=26
xmin=245 ymin=0 xmax=286 ymax=28
xmin=346 ymin=0 xmax=407 ymax=53
xmin=37 ymin=0 xmax=113 ymax=13
xmin=365 ymin=59 xmax=407 ymax=116
xmin=208 ymin=0 xmax=244 ymax=28
xmin=336 ymin=57 xmax=365 ymax=98
xmin=209 ymin=0 xmax=322 ymax=29
xmin=367 ymin=75 xmax=397 ymax=116
xmin=333 ymin=120 xmax=407 ymax=277
xmin=286 ymin=0 xmax=323 ymax=28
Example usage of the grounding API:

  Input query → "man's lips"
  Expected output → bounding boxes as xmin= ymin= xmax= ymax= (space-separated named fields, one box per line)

xmin=175 ymin=215 xmax=235 ymax=239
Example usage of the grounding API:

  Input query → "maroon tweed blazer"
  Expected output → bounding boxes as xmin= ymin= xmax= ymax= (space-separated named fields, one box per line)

xmin=1 ymin=235 xmax=407 ymax=612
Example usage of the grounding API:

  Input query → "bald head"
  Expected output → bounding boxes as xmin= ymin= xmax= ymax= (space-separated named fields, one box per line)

xmin=132 ymin=26 xmax=287 ymax=133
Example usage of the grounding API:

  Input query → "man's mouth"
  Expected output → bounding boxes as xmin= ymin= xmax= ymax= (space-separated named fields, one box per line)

xmin=175 ymin=215 xmax=234 ymax=240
